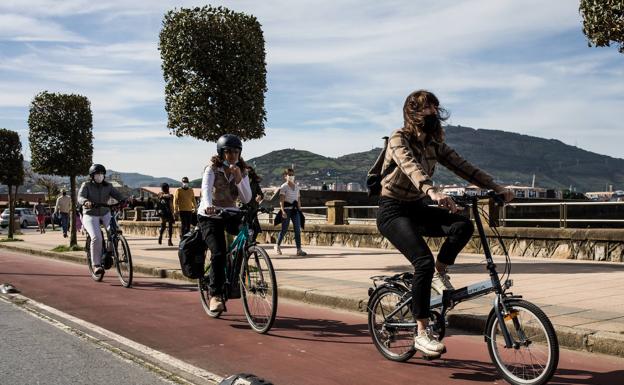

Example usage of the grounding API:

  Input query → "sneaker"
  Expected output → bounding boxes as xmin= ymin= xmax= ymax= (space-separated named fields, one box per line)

xmin=209 ymin=296 xmax=224 ymax=312
xmin=93 ymin=265 xmax=104 ymax=275
xmin=274 ymin=244 xmax=282 ymax=255
xmin=296 ymin=249 xmax=307 ymax=256
xmin=414 ymin=329 xmax=445 ymax=356
xmin=431 ymin=270 xmax=454 ymax=293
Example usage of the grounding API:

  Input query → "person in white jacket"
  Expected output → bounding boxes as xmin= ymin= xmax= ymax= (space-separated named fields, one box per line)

xmin=197 ymin=134 xmax=251 ymax=312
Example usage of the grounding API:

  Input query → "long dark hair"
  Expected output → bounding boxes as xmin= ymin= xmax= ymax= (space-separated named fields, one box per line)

xmin=403 ymin=90 xmax=449 ymax=142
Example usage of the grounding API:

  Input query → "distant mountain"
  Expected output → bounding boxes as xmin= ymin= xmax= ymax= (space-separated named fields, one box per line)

xmin=247 ymin=125 xmax=624 ymax=192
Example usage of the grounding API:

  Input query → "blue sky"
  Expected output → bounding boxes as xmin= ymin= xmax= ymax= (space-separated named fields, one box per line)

xmin=1 ymin=1 xmax=622 ymax=180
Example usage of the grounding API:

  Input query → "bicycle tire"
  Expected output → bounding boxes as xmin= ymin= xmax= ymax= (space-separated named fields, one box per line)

xmin=368 ymin=286 xmax=416 ymax=362
xmin=114 ymin=235 xmax=133 ymax=288
xmin=85 ymin=233 xmax=104 ymax=282
xmin=198 ymin=266 xmax=223 ymax=318
xmin=240 ymin=245 xmax=278 ymax=334
xmin=485 ymin=299 xmax=559 ymax=385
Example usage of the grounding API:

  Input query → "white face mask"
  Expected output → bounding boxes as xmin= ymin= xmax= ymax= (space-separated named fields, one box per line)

xmin=94 ymin=174 xmax=104 ymax=183
xmin=287 ymin=175 xmax=295 ymax=183
xmin=182 ymin=183 xmax=189 ymax=188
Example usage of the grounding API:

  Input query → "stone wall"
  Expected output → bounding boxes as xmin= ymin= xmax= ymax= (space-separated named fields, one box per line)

xmin=119 ymin=221 xmax=624 ymax=262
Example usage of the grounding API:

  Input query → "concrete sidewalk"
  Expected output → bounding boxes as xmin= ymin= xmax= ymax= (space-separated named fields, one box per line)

xmin=2 ymin=227 xmax=624 ymax=357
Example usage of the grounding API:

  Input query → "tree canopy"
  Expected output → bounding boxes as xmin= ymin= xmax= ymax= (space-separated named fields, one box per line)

xmin=159 ymin=5 xmax=267 ymax=142
xmin=0 ymin=128 xmax=24 ymax=187
xmin=28 ymin=91 xmax=93 ymax=177
xmin=580 ymin=0 xmax=624 ymax=53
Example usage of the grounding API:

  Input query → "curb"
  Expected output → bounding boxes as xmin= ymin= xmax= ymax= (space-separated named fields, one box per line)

xmin=2 ymin=242 xmax=623 ymax=358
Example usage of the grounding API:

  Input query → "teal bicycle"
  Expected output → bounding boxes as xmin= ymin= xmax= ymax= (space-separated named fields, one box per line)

xmin=198 ymin=207 xmax=278 ymax=334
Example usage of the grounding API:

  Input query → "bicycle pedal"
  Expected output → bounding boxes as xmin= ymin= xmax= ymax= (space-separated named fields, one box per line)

xmin=421 ymin=352 xmax=442 ymax=361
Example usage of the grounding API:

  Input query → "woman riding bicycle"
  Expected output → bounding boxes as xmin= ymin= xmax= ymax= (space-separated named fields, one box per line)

xmin=78 ymin=164 xmax=126 ymax=276
xmin=376 ymin=90 xmax=513 ymax=358
xmin=197 ymin=134 xmax=252 ymax=312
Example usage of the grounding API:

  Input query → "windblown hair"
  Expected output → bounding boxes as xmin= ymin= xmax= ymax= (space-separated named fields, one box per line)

xmin=403 ymin=90 xmax=449 ymax=142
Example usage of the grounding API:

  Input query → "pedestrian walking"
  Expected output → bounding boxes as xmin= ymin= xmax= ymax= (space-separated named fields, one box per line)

xmin=157 ymin=183 xmax=175 ymax=246
xmin=54 ymin=189 xmax=71 ymax=238
xmin=174 ymin=176 xmax=196 ymax=237
xmin=275 ymin=168 xmax=306 ymax=256
xmin=33 ymin=198 xmax=47 ymax=234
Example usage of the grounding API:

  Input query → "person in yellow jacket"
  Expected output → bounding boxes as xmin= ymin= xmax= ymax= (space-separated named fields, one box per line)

xmin=174 ymin=176 xmax=197 ymax=236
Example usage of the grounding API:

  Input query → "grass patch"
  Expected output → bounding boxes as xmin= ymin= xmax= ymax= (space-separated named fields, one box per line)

xmin=51 ymin=245 xmax=85 ymax=252
xmin=0 ymin=237 xmax=24 ymax=242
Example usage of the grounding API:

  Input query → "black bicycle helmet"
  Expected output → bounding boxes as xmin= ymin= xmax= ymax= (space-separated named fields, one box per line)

xmin=88 ymin=164 xmax=106 ymax=176
xmin=216 ymin=134 xmax=243 ymax=158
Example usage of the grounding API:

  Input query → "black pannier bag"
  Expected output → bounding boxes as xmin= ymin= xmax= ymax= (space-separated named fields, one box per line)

xmin=178 ymin=227 xmax=207 ymax=279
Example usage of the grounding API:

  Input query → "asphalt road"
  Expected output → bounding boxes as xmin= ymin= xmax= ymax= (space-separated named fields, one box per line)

xmin=1 ymin=249 xmax=623 ymax=385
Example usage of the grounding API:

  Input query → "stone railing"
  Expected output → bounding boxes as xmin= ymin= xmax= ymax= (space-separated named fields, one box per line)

xmin=119 ymin=219 xmax=624 ymax=262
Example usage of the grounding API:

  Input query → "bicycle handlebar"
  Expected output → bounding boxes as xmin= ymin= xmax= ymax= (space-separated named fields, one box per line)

xmin=449 ymin=191 xmax=507 ymax=207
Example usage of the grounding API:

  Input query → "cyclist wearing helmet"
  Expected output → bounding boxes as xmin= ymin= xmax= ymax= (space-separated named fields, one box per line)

xmin=377 ymin=90 xmax=513 ymax=358
xmin=78 ymin=164 xmax=125 ymax=276
xmin=197 ymin=134 xmax=252 ymax=312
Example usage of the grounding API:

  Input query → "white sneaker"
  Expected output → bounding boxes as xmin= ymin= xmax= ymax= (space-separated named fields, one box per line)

xmin=274 ymin=244 xmax=282 ymax=255
xmin=414 ymin=329 xmax=445 ymax=356
xmin=209 ymin=296 xmax=224 ymax=312
xmin=431 ymin=270 xmax=454 ymax=293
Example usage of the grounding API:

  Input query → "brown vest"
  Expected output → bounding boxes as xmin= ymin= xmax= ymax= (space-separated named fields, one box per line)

xmin=211 ymin=166 xmax=247 ymax=207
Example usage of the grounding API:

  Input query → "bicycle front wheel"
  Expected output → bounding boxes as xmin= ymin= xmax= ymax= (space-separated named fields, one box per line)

xmin=85 ymin=233 xmax=104 ymax=282
xmin=486 ymin=299 xmax=559 ymax=385
xmin=114 ymin=235 xmax=133 ymax=288
xmin=240 ymin=245 xmax=278 ymax=334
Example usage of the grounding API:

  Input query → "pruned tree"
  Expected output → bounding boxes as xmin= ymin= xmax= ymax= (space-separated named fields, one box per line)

xmin=580 ymin=0 xmax=624 ymax=53
xmin=0 ymin=128 xmax=25 ymax=239
xmin=159 ymin=5 xmax=267 ymax=142
xmin=28 ymin=91 xmax=93 ymax=247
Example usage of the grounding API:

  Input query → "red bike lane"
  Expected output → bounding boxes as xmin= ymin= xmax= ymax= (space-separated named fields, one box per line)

xmin=1 ymin=249 xmax=623 ymax=385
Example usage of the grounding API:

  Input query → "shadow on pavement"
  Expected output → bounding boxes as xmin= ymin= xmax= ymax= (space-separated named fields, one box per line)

xmin=258 ymin=316 xmax=370 ymax=344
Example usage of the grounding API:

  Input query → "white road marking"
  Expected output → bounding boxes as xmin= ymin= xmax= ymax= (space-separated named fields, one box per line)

xmin=0 ymin=294 xmax=223 ymax=384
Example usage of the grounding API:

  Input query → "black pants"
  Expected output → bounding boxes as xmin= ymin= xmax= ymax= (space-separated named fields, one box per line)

xmin=159 ymin=217 xmax=174 ymax=241
xmin=179 ymin=211 xmax=193 ymax=237
xmin=198 ymin=215 xmax=240 ymax=295
xmin=376 ymin=197 xmax=474 ymax=319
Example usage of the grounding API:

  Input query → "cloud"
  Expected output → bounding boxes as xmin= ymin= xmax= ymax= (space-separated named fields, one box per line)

xmin=0 ymin=14 xmax=86 ymax=42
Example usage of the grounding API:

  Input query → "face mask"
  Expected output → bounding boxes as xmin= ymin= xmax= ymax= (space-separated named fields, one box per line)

xmin=422 ymin=114 xmax=439 ymax=134
xmin=182 ymin=183 xmax=189 ymax=189
xmin=287 ymin=175 xmax=295 ymax=183
xmin=94 ymin=174 xmax=104 ymax=183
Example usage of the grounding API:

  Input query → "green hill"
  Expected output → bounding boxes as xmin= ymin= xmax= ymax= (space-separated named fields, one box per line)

xmin=247 ymin=125 xmax=624 ymax=192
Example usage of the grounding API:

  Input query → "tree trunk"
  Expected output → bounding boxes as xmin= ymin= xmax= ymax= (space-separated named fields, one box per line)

xmin=7 ymin=184 xmax=15 ymax=239
xmin=69 ymin=175 xmax=77 ymax=247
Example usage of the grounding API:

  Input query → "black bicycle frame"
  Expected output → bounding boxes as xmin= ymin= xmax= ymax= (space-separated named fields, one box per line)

xmin=379 ymin=195 xmax=516 ymax=347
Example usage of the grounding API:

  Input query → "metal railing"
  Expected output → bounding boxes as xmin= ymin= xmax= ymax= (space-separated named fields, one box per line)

xmin=501 ymin=201 xmax=624 ymax=228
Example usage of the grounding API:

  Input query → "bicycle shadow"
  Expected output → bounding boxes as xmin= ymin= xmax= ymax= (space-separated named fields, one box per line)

xmin=253 ymin=316 xmax=370 ymax=344
xmin=129 ymin=281 xmax=197 ymax=292
xmin=417 ymin=357 xmax=624 ymax=385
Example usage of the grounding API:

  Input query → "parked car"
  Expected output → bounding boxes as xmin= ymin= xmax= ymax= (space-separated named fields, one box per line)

xmin=0 ymin=208 xmax=38 ymax=228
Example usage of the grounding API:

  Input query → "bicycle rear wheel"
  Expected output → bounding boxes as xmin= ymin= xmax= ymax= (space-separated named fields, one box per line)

xmin=85 ymin=233 xmax=104 ymax=282
xmin=486 ymin=299 xmax=559 ymax=385
xmin=240 ymin=245 xmax=278 ymax=334
xmin=114 ymin=235 xmax=133 ymax=288
xmin=198 ymin=266 xmax=223 ymax=318
xmin=368 ymin=286 xmax=415 ymax=362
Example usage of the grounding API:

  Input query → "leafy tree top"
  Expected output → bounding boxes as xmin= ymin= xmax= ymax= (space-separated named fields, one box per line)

xmin=580 ymin=0 xmax=624 ymax=53
xmin=28 ymin=91 xmax=93 ymax=177
xmin=159 ymin=5 xmax=267 ymax=142
xmin=0 ymin=128 xmax=24 ymax=187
